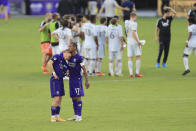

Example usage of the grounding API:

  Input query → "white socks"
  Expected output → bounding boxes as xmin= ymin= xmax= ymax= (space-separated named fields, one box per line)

xmin=128 ymin=60 xmax=133 ymax=75
xmin=109 ymin=62 xmax=114 ymax=75
xmin=136 ymin=59 xmax=141 ymax=74
xmin=183 ymin=57 xmax=189 ymax=70
xmin=89 ymin=60 xmax=96 ymax=74
xmin=118 ymin=61 xmax=122 ymax=75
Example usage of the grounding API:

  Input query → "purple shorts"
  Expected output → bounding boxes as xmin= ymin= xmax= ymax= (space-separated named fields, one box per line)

xmin=69 ymin=77 xmax=84 ymax=97
xmin=50 ymin=77 xmax=65 ymax=98
xmin=0 ymin=0 xmax=8 ymax=6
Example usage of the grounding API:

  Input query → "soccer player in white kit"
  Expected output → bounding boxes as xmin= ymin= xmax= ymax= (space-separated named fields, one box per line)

xmin=106 ymin=18 xmax=124 ymax=76
xmin=95 ymin=17 xmax=107 ymax=76
xmin=126 ymin=12 xmax=143 ymax=78
xmin=81 ymin=15 xmax=99 ymax=76
xmin=182 ymin=19 xmax=196 ymax=76
xmin=52 ymin=19 xmax=73 ymax=53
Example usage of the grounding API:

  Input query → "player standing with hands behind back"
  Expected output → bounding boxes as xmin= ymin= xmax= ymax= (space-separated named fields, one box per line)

xmin=155 ymin=7 xmax=176 ymax=68
xmin=67 ymin=43 xmax=90 ymax=122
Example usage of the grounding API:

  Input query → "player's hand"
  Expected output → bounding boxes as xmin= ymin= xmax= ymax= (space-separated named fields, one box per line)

xmin=45 ymin=23 xmax=50 ymax=26
xmin=155 ymin=37 xmax=158 ymax=43
xmin=138 ymin=41 xmax=142 ymax=46
xmin=53 ymin=72 xmax=59 ymax=80
xmin=186 ymin=41 xmax=188 ymax=47
xmin=85 ymin=81 xmax=90 ymax=89
xmin=124 ymin=7 xmax=130 ymax=11
xmin=121 ymin=45 xmax=124 ymax=51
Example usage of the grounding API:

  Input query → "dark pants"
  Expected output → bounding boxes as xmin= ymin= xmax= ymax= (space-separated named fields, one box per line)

xmin=157 ymin=40 xmax=170 ymax=63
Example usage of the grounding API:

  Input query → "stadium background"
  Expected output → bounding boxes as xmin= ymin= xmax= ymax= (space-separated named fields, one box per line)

xmin=1 ymin=0 xmax=196 ymax=131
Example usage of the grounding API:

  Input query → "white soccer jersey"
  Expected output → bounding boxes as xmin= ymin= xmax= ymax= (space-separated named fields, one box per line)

xmin=102 ymin=0 xmax=119 ymax=17
xmin=72 ymin=25 xmax=80 ymax=44
xmin=188 ymin=24 xmax=196 ymax=48
xmin=127 ymin=20 xmax=139 ymax=45
xmin=82 ymin=22 xmax=97 ymax=49
xmin=96 ymin=25 xmax=107 ymax=45
xmin=125 ymin=20 xmax=131 ymax=35
xmin=106 ymin=24 xmax=123 ymax=51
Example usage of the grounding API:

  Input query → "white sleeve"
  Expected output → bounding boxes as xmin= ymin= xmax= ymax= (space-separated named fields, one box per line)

xmin=131 ymin=22 xmax=137 ymax=31
xmin=67 ymin=29 xmax=72 ymax=37
xmin=53 ymin=29 xmax=60 ymax=35
xmin=113 ymin=0 xmax=119 ymax=7
xmin=188 ymin=26 xmax=193 ymax=33
xmin=119 ymin=27 xmax=123 ymax=37
xmin=188 ymin=9 xmax=191 ymax=16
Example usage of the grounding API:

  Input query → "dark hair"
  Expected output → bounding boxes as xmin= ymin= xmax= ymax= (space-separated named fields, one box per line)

xmin=111 ymin=18 xmax=117 ymax=25
xmin=100 ymin=17 xmax=107 ymax=24
xmin=76 ymin=14 xmax=83 ymax=23
xmin=70 ymin=42 xmax=77 ymax=50
xmin=194 ymin=3 xmax=196 ymax=7
xmin=114 ymin=16 xmax=119 ymax=19
xmin=90 ymin=15 xmax=96 ymax=23
xmin=71 ymin=16 xmax=76 ymax=22
xmin=163 ymin=9 xmax=170 ymax=14
xmin=52 ymin=13 xmax=59 ymax=20
xmin=60 ymin=19 xmax=69 ymax=29
xmin=84 ymin=15 xmax=89 ymax=20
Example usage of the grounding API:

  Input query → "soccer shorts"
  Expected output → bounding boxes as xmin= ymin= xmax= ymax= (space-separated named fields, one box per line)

xmin=109 ymin=50 xmax=122 ymax=60
xmin=59 ymin=44 xmax=69 ymax=53
xmin=84 ymin=47 xmax=97 ymax=59
xmin=50 ymin=77 xmax=65 ymax=98
xmin=52 ymin=45 xmax=60 ymax=55
xmin=69 ymin=77 xmax=84 ymax=97
xmin=40 ymin=42 xmax=52 ymax=55
xmin=184 ymin=47 xmax=196 ymax=56
xmin=127 ymin=44 xmax=142 ymax=57
xmin=97 ymin=44 xmax=105 ymax=59
xmin=0 ymin=0 xmax=8 ymax=6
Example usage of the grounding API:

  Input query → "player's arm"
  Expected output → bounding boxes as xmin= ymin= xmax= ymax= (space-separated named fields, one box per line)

xmin=132 ymin=30 xmax=142 ymax=45
xmin=81 ymin=65 xmax=90 ymax=89
xmin=186 ymin=32 xmax=192 ymax=47
xmin=98 ymin=7 xmax=104 ymax=17
xmin=39 ymin=22 xmax=49 ymax=32
xmin=165 ymin=6 xmax=176 ymax=17
xmin=80 ymin=32 xmax=85 ymax=41
xmin=155 ymin=27 xmax=159 ymax=43
xmin=120 ymin=37 xmax=124 ymax=51
xmin=94 ymin=36 xmax=99 ymax=50
xmin=48 ymin=60 xmax=59 ymax=79
xmin=52 ymin=32 xmax=59 ymax=42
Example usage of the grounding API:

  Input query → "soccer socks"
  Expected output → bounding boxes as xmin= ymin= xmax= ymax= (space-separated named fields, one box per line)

xmin=136 ymin=59 xmax=141 ymax=74
xmin=183 ymin=57 xmax=189 ymax=70
xmin=118 ymin=61 xmax=122 ymax=75
xmin=128 ymin=60 xmax=133 ymax=75
xmin=96 ymin=60 xmax=101 ymax=73
xmin=109 ymin=61 xmax=114 ymax=75
xmin=77 ymin=101 xmax=83 ymax=116
xmin=72 ymin=100 xmax=77 ymax=115
xmin=51 ymin=106 xmax=57 ymax=118
xmin=115 ymin=60 xmax=119 ymax=75
xmin=89 ymin=60 xmax=96 ymax=74
xmin=56 ymin=106 xmax=61 ymax=118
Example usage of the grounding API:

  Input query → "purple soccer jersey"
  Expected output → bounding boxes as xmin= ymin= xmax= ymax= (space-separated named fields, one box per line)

xmin=0 ymin=0 xmax=8 ymax=6
xmin=50 ymin=53 xmax=68 ymax=98
xmin=68 ymin=54 xmax=84 ymax=97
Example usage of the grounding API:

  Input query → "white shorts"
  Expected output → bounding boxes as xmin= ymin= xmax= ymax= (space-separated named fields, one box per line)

xmin=88 ymin=1 xmax=97 ymax=15
xmin=52 ymin=46 xmax=60 ymax=55
xmin=84 ymin=47 xmax=97 ymax=59
xmin=59 ymin=45 xmax=68 ymax=53
xmin=109 ymin=50 xmax=122 ymax=60
xmin=184 ymin=47 xmax=196 ymax=56
xmin=127 ymin=44 xmax=142 ymax=57
xmin=97 ymin=44 xmax=105 ymax=58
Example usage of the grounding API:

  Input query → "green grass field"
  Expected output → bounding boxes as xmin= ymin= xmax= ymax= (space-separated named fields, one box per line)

xmin=0 ymin=17 xmax=196 ymax=131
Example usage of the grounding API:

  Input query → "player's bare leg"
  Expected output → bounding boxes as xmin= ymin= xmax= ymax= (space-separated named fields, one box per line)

xmin=128 ymin=57 xmax=134 ymax=78
xmin=3 ymin=6 xmax=8 ymax=23
xmin=68 ymin=97 xmax=82 ymax=122
xmin=51 ymin=96 xmax=65 ymax=122
xmin=135 ymin=56 xmax=143 ymax=77
xmin=182 ymin=54 xmax=190 ymax=76
xmin=41 ymin=54 xmax=50 ymax=74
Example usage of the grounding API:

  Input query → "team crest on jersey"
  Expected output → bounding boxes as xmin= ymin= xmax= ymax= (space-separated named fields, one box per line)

xmin=56 ymin=91 xmax=59 ymax=95
xmin=162 ymin=20 xmax=169 ymax=27
xmin=53 ymin=57 xmax=57 ymax=61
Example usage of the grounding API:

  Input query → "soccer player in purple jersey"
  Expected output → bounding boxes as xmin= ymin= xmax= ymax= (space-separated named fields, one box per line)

xmin=67 ymin=42 xmax=90 ymax=122
xmin=0 ymin=0 xmax=9 ymax=23
xmin=48 ymin=50 xmax=71 ymax=122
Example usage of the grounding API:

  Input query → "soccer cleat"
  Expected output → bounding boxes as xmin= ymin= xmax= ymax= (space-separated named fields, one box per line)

xmin=108 ymin=73 xmax=114 ymax=77
xmin=156 ymin=63 xmax=160 ymax=68
xmin=162 ymin=63 xmax=167 ymax=68
xmin=67 ymin=115 xmax=77 ymax=121
xmin=135 ymin=74 xmax=143 ymax=77
xmin=128 ymin=75 xmax=134 ymax=78
xmin=57 ymin=117 xmax=66 ymax=122
xmin=182 ymin=69 xmax=190 ymax=76
xmin=75 ymin=116 xmax=82 ymax=122
xmin=43 ymin=71 xmax=50 ymax=74
xmin=96 ymin=72 xmax=105 ymax=76
xmin=42 ymin=66 xmax=50 ymax=74
xmin=51 ymin=117 xmax=58 ymax=122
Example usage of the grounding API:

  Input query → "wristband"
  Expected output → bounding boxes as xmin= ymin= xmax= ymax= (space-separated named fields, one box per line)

xmin=52 ymin=72 xmax=56 ymax=75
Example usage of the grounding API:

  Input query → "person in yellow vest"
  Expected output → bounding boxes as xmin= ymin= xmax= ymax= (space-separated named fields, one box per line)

xmin=49 ymin=13 xmax=61 ymax=55
xmin=39 ymin=13 xmax=53 ymax=74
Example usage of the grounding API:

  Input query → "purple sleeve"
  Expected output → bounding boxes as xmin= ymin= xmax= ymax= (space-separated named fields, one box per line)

xmin=78 ymin=56 xmax=84 ymax=63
